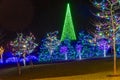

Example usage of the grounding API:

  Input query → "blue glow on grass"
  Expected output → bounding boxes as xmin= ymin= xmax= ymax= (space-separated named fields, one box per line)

xmin=6 ymin=57 xmax=18 ymax=63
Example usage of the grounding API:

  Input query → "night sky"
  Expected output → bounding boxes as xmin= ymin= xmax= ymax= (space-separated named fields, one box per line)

xmin=0 ymin=0 xmax=94 ymax=44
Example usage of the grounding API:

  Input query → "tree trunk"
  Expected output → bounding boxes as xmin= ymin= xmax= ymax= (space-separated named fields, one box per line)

xmin=50 ymin=50 xmax=53 ymax=56
xmin=65 ymin=53 xmax=68 ymax=60
xmin=113 ymin=34 xmax=117 ymax=75
xmin=23 ymin=54 xmax=26 ymax=66
xmin=0 ymin=54 xmax=3 ymax=63
xmin=50 ymin=50 xmax=53 ymax=61
xmin=103 ymin=45 xmax=106 ymax=57
xmin=110 ymin=3 xmax=117 ymax=75
xmin=17 ymin=60 xmax=21 ymax=75
xmin=78 ymin=51 xmax=82 ymax=60
xmin=29 ymin=56 xmax=34 ymax=68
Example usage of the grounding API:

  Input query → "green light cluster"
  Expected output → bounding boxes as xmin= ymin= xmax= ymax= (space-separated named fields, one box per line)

xmin=61 ymin=3 xmax=76 ymax=41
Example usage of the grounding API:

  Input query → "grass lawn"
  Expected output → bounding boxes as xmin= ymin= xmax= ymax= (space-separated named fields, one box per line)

xmin=0 ymin=57 xmax=120 ymax=80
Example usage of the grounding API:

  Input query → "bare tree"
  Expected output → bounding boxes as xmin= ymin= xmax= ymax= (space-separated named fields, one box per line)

xmin=90 ymin=0 xmax=120 ymax=76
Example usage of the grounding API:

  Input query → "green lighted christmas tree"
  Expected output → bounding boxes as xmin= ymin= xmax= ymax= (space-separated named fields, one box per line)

xmin=61 ymin=3 xmax=76 ymax=41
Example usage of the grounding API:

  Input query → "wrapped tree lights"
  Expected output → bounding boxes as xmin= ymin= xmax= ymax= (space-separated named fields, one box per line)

xmin=43 ymin=31 xmax=60 ymax=56
xmin=76 ymin=43 xmax=82 ymax=60
xmin=0 ymin=46 xmax=4 ymax=63
xmin=78 ymin=31 xmax=96 ymax=58
xmin=39 ymin=31 xmax=60 ymax=62
xmin=97 ymin=39 xmax=110 ymax=57
xmin=10 ymin=33 xmax=38 ymax=66
xmin=91 ymin=0 xmax=120 ymax=76
xmin=60 ymin=39 xmax=76 ymax=60
xmin=60 ymin=46 xmax=68 ymax=60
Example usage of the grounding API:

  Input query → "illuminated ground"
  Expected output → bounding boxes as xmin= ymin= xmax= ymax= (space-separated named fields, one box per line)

xmin=0 ymin=57 xmax=120 ymax=80
xmin=32 ymin=71 xmax=120 ymax=80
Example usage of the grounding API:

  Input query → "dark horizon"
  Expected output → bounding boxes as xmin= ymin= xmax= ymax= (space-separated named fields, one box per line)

xmin=0 ymin=0 xmax=94 ymax=44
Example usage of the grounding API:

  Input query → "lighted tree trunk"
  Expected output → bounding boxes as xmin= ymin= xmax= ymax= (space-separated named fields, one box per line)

xmin=50 ymin=50 xmax=53 ymax=56
xmin=103 ymin=45 xmax=107 ymax=57
xmin=0 ymin=54 xmax=3 ymax=63
xmin=23 ymin=53 xmax=26 ymax=66
xmin=49 ymin=50 xmax=54 ymax=61
xmin=78 ymin=51 xmax=82 ymax=60
xmin=65 ymin=52 xmax=68 ymax=60
xmin=0 ymin=46 xmax=4 ymax=63
xmin=113 ymin=35 xmax=117 ymax=75
xmin=76 ymin=44 xmax=82 ymax=60
xmin=110 ymin=3 xmax=117 ymax=75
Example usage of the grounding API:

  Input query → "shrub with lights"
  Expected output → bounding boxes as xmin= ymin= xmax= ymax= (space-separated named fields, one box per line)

xmin=59 ymin=39 xmax=76 ymax=60
xmin=97 ymin=38 xmax=110 ymax=57
xmin=38 ymin=31 xmax=60 ymax=62
xmin=77 ymin=31 xmax=97 ymax=59
xmin=50 ymin=39 xmax=76 ymax=61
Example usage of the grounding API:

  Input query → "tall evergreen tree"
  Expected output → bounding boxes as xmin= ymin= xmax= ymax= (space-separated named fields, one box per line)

xmin=61 ymin=3 xmax=76 ymax=41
